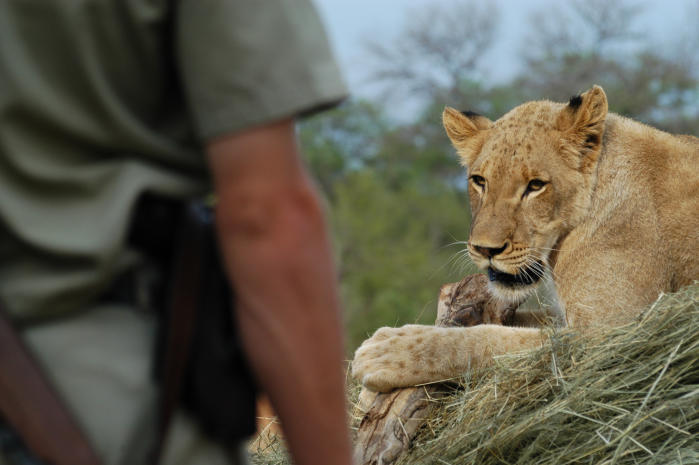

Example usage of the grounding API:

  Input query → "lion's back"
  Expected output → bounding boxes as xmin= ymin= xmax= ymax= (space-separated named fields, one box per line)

xmin=649 ymin=129 xmax=698 ymax=288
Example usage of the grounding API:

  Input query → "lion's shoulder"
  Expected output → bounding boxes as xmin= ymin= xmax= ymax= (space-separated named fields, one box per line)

xmin=674 ymin=133 xmax=699 ymax=145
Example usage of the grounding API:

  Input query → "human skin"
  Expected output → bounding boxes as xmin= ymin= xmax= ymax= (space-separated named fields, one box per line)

xmin=206 ymin=119 xmax=352 ymax=465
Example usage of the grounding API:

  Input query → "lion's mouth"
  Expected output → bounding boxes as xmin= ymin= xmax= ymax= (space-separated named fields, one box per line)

xmin=487 ymin=262 xmax=544 ymax=287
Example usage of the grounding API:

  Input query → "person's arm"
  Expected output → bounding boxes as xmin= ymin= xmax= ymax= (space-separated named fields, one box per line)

xmin=206 ymin=119 xmax=353 ymax=465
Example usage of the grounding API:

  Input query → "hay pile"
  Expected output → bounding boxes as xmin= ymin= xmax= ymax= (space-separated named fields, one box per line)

xmin=252 ymin=284 xmax=698 ymax=464
xmin=398 ymin=284 xmax=698 ymax=464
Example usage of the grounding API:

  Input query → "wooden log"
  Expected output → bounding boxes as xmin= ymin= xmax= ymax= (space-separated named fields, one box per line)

xmin=353 ymin=273 xmax=521 ymax=465
xmin=352 ymin=386 xmax=444 ymax=465
xmin=436 ymin=274 xmax=519 ymax=327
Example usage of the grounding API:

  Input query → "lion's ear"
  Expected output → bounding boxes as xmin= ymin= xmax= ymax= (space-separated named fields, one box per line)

xmin=443 ymin=107 xmax=492 ymax=166
xmin=556 ymin=85 xmax=608 ymax=170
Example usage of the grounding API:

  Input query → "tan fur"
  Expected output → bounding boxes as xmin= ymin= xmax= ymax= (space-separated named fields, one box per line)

xmin=353 ymin=86 xmax=699 ymax=392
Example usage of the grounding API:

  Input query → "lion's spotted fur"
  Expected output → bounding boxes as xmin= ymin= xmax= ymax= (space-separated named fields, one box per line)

xmin=352 ymin=86 xmax=698 ymax=392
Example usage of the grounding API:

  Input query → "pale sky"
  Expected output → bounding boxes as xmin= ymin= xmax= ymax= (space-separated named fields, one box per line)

xmin=312 ymin=0 xmax=697 ymax=103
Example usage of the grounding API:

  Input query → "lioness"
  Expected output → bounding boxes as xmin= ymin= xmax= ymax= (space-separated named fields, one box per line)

xmin=353 ymin=85 xmax=698 ymax=392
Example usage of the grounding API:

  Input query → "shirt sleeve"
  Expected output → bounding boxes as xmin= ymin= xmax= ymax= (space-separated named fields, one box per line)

xmin=176 ymin=0 xmax=348 ymax=140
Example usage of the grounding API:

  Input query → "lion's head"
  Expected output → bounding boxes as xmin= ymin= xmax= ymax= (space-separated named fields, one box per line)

xmin=443 ymin=85 xmax=608 ymax=301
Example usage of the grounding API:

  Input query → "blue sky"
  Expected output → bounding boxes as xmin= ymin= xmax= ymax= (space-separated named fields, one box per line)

xmin=313 ymin=0 xmax=697 ymax=102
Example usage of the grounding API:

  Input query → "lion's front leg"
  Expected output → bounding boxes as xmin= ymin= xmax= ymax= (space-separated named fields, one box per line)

xmin=352 ymin=324 xmax=546 ymax=392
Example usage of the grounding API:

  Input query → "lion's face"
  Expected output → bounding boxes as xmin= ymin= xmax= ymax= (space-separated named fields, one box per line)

xmin=465 ymin=120 xmax=575 ymax=301
xmin=443 ymin=86 xmax=608 ymax=301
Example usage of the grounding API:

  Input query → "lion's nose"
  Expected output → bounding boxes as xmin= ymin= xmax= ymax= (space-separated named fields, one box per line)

xmin=472 ymin=242 xmax=508 ymax=258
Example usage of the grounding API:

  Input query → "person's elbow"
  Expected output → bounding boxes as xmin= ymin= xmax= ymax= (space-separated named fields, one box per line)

xmin=215 ymin=181 xmax=327 ymax=246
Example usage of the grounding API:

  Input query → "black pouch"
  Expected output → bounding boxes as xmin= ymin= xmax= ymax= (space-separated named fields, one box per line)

xmin=179 ymin=203 xmax=258 ymax=442
xmin=130 ymin=196 xmax=258 ymax=446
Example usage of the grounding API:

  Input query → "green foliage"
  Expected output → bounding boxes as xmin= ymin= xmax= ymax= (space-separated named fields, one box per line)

xmin=299 ymin=101 xmax=387 ymax=199
xmin=332 ymin=170 xmax=472 ymax=350
xmin=299 ymin=101 xmax=476 ymax=352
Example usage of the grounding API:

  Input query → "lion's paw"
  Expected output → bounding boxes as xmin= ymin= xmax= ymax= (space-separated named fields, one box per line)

xmin=351 ymin=325 xmax=449 ymax=392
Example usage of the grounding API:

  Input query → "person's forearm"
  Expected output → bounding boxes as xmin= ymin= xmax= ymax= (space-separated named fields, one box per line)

xmin=206 ymin=120 xmax=352 ymax=465
xmin=213 ymin=179 xmax=352 ymax=464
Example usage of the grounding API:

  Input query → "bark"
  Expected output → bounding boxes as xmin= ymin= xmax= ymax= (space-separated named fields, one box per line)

xmin=352 ymin=274 xmax=521 ymax=465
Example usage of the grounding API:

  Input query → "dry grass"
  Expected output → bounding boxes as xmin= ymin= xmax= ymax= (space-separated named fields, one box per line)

xmin=252 ymin=284 xmax=698 ymax=464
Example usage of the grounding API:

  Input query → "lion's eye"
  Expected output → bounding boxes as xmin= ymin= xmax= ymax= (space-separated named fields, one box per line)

xmin=471 ymin=175 xmax=486 ymax=188
xmin=525 ymin=179 xmax=547 ymax=195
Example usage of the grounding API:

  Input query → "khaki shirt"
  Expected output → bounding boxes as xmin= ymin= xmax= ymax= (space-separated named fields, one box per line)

xmin=0 ymin=0 xmax=347 ymax=321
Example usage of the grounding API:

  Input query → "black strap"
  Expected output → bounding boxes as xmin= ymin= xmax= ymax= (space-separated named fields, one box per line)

xmin=151 ymin=203 xmax=208 ymax=462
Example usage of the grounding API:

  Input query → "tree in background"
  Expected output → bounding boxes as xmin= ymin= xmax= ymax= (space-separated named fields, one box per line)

xmin=300 ymin=0 xmax=698 ymax=352
xmin=363 ymin=1 xmax=499 ymax=105
xmin=519 ymin=0 xmax=698 ymax=133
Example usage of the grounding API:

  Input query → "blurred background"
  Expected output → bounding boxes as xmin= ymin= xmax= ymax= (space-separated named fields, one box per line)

xmin=304 ymin=0 xmax=699 ymax=352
